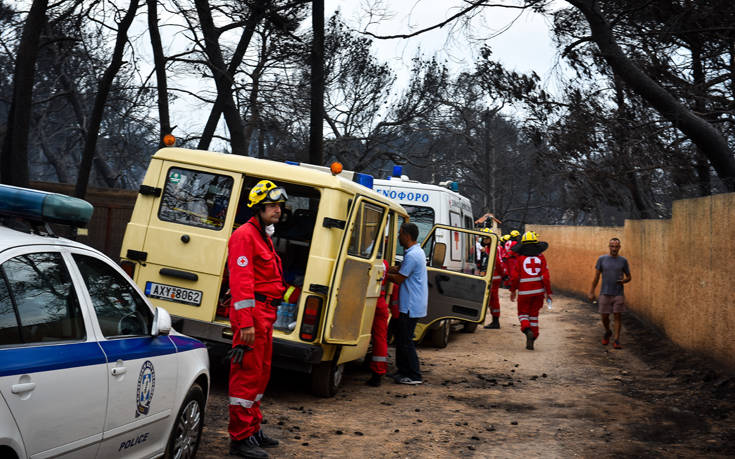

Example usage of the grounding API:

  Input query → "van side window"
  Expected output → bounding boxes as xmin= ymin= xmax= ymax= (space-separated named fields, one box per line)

xmin=159 ymin=167 xmax=233 ymax=230
xmin=1 ymin=253 xmax=85 ymax=344
xmin=348 ymin=202 xmax=385 ymax=259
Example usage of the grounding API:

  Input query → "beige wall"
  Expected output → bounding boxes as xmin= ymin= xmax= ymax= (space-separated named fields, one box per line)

xmin=528 ymin=192 xmax=735 ymax=370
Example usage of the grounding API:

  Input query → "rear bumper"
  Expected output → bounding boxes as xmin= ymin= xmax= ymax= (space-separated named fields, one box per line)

xmin=171 ymin=315 xmax=323 ymax=372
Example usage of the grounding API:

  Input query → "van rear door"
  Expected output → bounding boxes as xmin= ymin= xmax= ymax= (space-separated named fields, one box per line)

xmin=132 ymin=163 xmax=242 ymax=322
xmin=322 ymin=196 xmax=388 ymax=345
xmin=418 ymin=225 xmax=497 ymax=334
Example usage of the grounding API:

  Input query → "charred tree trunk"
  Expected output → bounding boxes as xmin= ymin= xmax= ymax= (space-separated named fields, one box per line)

xmin=195 ymin=0 xmax=264 ymax=153
xmin=567 ymin=0 xmax=735 ymax=191
xmin=309 ymin=0 xmax=324 ymax=165
xmin=148 ymin=0 xmax=172 ymax=149
xmin=74 ymin=0 xmax=139 ymax=198
xmin=0 ymin=0 xmax=48 ymax=187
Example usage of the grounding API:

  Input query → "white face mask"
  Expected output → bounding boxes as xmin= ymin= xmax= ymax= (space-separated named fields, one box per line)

xmin=265 ymin=224 xmax=275 ymax=237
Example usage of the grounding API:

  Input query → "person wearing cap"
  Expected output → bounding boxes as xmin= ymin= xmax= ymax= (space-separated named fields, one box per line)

xmin=226 ymin=180 xmax=288 ymax=458
xmin=503 ymin=230 xmax=521 ymax=288
xmin=509 ymin=231 xmax=552 ymax=350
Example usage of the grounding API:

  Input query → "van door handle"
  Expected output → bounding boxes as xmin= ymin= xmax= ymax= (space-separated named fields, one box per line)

xmin=11 ymin=382 xmax=36 ymax=394
xmin=111 ymin=366 xmax=127 ymax=376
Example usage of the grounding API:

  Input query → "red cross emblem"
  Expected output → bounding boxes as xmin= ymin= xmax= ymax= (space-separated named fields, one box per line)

xmin=523 ymin=256 xmax=542 ymax=276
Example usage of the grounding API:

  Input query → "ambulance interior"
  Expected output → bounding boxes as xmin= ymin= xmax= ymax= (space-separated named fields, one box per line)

xmin=216 ymin=177 xmax=321 ymax=332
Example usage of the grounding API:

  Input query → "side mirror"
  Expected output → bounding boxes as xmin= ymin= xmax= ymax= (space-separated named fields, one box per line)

xmin=152 ymin=307 xmax=172 ymax=336
xmin=431 ymin=242 xmax=447 ymax=268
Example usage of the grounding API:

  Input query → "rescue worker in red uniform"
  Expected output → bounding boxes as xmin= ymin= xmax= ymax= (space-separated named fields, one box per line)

xmin=367 ymin=259 xmax=392 ymax=386
xmin=503 ymin=230 xmax=521 ymax=289
xmin=509 ymin=231 xmax=551 ymax=350
xmin=227 ymin=180 xmax=288 ymax=459
xmin=478 ymin=229 xmax=506 ymax=329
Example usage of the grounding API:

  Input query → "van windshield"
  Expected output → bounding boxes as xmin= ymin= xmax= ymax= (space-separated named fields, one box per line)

xmin=397 ymin=205 xmax=435 ymax=256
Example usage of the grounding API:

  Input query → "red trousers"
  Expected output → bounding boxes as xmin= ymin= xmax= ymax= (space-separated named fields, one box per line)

xmin=369 ymin=297 xmax=390 ymax=375
xmin=228 ymin=302 xmax=277 ymax=440
xmin=517 ymin=294 xmax=543 ymax=338
xmin=489 ymin=279 xmax=501 ymax=317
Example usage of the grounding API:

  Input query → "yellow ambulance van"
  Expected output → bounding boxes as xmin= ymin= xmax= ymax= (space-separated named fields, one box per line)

xmin=120 ymin=148 xmax=497 ymax=396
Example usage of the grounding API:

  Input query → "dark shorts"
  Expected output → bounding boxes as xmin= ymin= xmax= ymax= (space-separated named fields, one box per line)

xmin=598 ymin=295 xmax=626 ymax=314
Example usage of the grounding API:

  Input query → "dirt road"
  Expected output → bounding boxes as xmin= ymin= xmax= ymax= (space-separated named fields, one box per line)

xmin=197 ymin=294 xmax=735 ymax=458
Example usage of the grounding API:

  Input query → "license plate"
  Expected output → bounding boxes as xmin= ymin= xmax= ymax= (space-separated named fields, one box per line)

xmin=145 ymin=282 xmax=202 ymax=306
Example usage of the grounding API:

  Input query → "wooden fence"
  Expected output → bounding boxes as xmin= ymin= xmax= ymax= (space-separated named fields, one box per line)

xmin=528 ymin=192 xmax=735 ymax=370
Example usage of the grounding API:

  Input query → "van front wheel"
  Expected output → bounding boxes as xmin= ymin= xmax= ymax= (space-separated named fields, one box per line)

xmin=429 ymin=320 xmax=450 ymax=348
xmin=311 ymin=360 xmax=344 ymax=397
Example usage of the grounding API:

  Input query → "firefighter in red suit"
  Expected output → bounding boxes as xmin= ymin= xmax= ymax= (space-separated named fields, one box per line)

xmin=503 ymin=230 xmax=521 ymax=287
xmin=478 ymin=229 xmax=506 ymax=329
xmin=227 ymin=179 xmax=287 ymax=459
xmin=509 ymin=231 xmax=551 ymax=350
xmin=367 ymin=259 xmax=392 ymax=387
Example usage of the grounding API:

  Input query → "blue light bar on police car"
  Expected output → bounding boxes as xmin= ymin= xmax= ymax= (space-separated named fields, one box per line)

xmin=0 ymin=185 xmax=94 ymax=227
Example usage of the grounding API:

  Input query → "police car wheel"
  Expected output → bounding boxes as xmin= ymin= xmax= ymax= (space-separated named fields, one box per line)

xmin=311 ymin=360 xmax=344 ymax=398
xmin=429 ymin=320 xmax=450 ymax=348
xmin=165 ymin=384 xmax=205 ymax=459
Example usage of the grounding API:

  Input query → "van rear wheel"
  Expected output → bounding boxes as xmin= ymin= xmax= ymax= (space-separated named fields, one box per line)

xmin=461 ymin=322 xmax=478 ymax=333
xmin=429 ymin=320 xmax=450 ymax=348
xmin=311 ymin=360 xmax=344 ymax=397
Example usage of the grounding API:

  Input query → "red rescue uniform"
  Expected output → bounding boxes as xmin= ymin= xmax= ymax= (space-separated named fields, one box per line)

xmin=509 ymin=253 xmax=551 ymax=338
xmin=488 ymin=247 xmax=506 ymax=318
xmin=369 ymin=260 xmax=391 ymax=375
xmin=227 ymin=216 xmax=285 ymax=441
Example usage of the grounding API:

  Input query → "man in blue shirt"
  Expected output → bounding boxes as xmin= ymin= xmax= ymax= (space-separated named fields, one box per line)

xmin=386 ymin=222 xmax=428 ymax=384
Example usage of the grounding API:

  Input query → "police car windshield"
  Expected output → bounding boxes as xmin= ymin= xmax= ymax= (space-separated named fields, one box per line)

xmin=397 ymin=205 xmax=434 ymax=256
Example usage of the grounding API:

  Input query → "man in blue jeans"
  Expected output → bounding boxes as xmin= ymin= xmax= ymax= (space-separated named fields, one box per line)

xmin=386 ymin=222 xmax=428 ymax=385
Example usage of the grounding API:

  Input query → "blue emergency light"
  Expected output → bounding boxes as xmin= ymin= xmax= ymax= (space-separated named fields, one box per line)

xmin=0 ymin=185 xmax=93 ymax=227
xmin=353 ymin=173 xmax=374 ymax=189
xmin=449 ymin=181 xmax=459 ymax=192
xmin=392 ymin=165 xmax=402 ymax=178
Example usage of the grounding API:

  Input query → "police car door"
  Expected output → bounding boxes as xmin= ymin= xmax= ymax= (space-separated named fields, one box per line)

xmin=0 ymin=248 xmax=107 ymax=458
xmin=323 ymin=197 xmax=387 ymax=345
xmin=418 ymin=225 xmax=497 ymax=336
xmin=132 ymin=163 xmax=242 ymax=324
xmin=68 ymin=250 xmax=178 ymax=457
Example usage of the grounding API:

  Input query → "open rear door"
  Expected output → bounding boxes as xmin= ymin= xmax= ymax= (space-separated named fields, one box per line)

xmin=323 ymin=196 xmax=388 ymax=345
xmin=416 ymin=225 xmax=498 ymax=339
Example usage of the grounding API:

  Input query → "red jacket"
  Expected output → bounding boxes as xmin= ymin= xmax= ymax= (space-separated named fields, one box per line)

xmin=488 ymin=247 xmax=506 ymax=284
xmin=227 ymin=216 xmax=285 ymax=329
xmin=509 ymin=253 xmax=552 ymax=297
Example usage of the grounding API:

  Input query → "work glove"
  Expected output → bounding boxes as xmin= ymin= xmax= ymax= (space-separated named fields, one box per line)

xmin=225 ymin=344 xmax=253 ymax=364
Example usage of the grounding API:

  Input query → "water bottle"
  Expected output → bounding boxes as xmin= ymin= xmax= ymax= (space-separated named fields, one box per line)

xmin=275 ymin=303 xmax=285 ymax=328
xmin=546 ymin=297 xmax=553 ymax=311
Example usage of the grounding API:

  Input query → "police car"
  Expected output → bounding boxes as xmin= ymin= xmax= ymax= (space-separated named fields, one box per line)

xmin=0 ymin=185 xmax=209 ymax=459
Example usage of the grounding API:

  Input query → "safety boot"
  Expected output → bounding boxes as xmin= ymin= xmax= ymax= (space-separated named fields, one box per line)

xmin=524 ymin=328 xmax=535 ymax=350
xmin=230 ymin=435 xmax=269 ymax=458
xmin=484 ymin=316 xmax=500 ymax=329
xmin=366 ymin=372 xmax=382 ymax=387
xmin=255 ymin=429 xmax=279 ymax=448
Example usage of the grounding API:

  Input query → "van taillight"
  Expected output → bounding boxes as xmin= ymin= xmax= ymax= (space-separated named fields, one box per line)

xmin=120 ymin=260 xmax=136 ymax=279
xmin=299 ymin=295 xmax=323 ymax=341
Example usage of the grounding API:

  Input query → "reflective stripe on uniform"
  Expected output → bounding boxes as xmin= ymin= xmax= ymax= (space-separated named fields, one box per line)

xmin=230 ymin=396 xmax=254 ymax=408
xmin=234 ymin=299 xmax=255 ymax=310
xmin=520 ymin=277 xmax=542 ymax=283
xmin=255 ymin=394 xmax=263 ymax=402
xmin=518 ymin=288 xmax=545 ymax=295
xmin=372 ymin=356 xmax=387 ymax=362
xmin=492 ymin=275 xmax=502 ymax=280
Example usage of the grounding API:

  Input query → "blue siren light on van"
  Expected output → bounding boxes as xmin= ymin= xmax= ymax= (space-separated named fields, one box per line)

xmin=392 ymin=165 xmax=403 ymax=178
xmin=354 ymin=173 xmax=374 ymax=189
xmin=0 ymin=185 xmax=94 ymax=227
